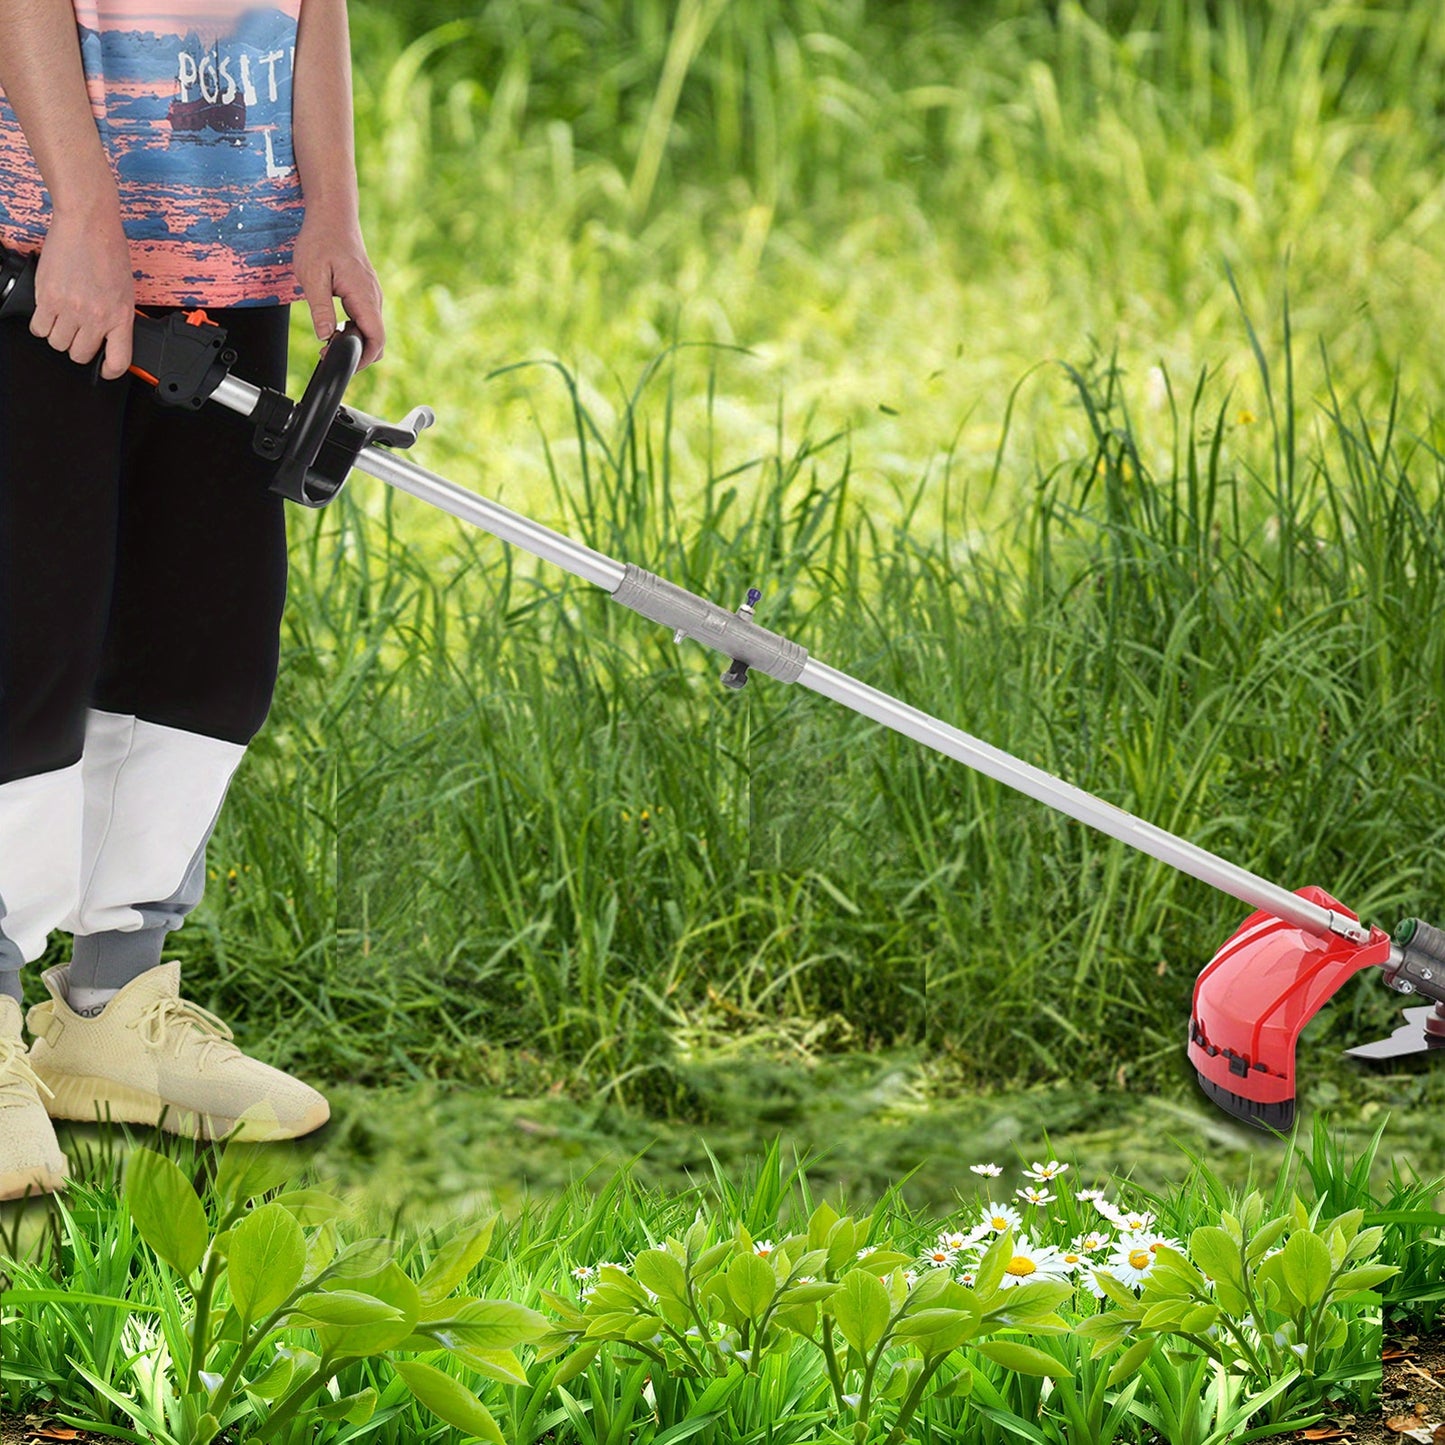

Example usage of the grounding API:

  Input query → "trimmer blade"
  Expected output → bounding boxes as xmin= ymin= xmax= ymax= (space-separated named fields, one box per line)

xmin=1347 ymin=1004 xmax=1445 ymax=1063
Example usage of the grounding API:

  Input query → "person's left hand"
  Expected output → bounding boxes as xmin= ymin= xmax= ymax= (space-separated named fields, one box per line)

xmin=292 ymin=205 xmax=385 ymax=368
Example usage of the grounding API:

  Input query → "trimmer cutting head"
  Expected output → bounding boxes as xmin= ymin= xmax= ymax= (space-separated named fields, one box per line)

xmin=1189 ymin=887 xmax=1392 ymax=1130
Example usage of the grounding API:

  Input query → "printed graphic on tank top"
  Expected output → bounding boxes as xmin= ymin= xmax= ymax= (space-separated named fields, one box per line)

xmin=0 ymin=1 xmax=305 ymax=307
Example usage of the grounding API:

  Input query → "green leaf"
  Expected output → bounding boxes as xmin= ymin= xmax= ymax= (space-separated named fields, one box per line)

xmin=311 ymin=1263 xmax=425 ymax=1359
xmin=214 ymin=1140 xmax=303 ymax=1209
xmin=1347 ymin=1226 xmax=1386 ymax=1262
xmin=1179 ymin=1303 xmax=1221 ymax=1333
xmin=228 ymin=1202 xmax=306 ymax=1322
xmin=933 ymin=1363 xmax=973 ymax=1399
xmin=123 ymin=1147 xmax=210 ymax=1278
xmin=272 ymin=1189 xmax=352 ymax=1227
xmin=552 ymin=1340 xmax=601 ymax=1387
xmin=634 ymin=1248 xmax=690 ymax=1304
xmin=1280 ymin=1230 xmax=1333 ymax=1310
xmin=780 ymin=1281 xmax=840 ymax=1304
xmin=1107 ymin=1336 xmax=1154 ymax=1386
xmin=418 ymin=1215 xmax=498 ymax=1304
xmin=1089 ymin=1269 xmax=1143 ymax=1310
xmin=985 ymin=1279 xmax=1072 ymax=1322
xmin=808 ymin=1201 xmax=840 ymax=1252
xmin=1245 ymin=1216 xmax=1290 ymax=1263
xmin=695 ymin=1241 xmax=733 ymax=1274
xmin=831 ymin=1269 xmax=892 ymax=1355
xmin=314 ymin=1387 xmax=377 ymax=1424
xmin=726 ymin=1251 xmax=776 ymax=1321
xmin=825 ymin=1218 xmax=860 ymax=1272
xmin=305 ymin=1221 xmax=338 ymax=1280
xmin=882 ymin=1357 xmax=923 ymax=1400
xmin=243 ymin=1353 xmax=294 ymax=1401
xmin=972 ymin=1231 xmax=1012 ymax=1299
xmin=394 ymin=1359 xmax=505 ymax=1444
xmin=1332 ymin=1264 xmax=1399 ymax=1294
xmin=290 ymin=1289 xmax=405 ymax=1326
xmin=974 ymin=1341 xmax=1071 ymax=1378
xmin=1076 ymin=1314 xmax=1131 ymax=1356
xmin=426 ymin=1298 xmax=553 ymax=1351
xmin=1189 ymin=1228 xmax=1243 ymax=1289
xmin=891 ymin=1306 xmax=978 ymax=1352
xmin=450 ymin=1345 xmax=529 ymax=1386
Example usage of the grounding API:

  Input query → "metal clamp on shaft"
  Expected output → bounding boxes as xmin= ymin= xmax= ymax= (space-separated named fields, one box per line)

xmin=610 ymin=565 xmax=807 ymax=684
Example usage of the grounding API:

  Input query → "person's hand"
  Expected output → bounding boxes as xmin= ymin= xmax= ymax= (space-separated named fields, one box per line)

xmin=32 ymin=196 xmax=133 ymax=379
xmin=292 ymin=205 xmax=385 ymax=369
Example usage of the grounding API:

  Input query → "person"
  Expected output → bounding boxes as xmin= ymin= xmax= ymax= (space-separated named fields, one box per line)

xmin=0 ymin=0 xmax=384 ymax=1200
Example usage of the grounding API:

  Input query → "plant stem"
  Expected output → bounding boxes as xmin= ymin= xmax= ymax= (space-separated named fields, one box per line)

xmin=820 ymin=1314 xmax=844 ymax=1401
xmin=252 ymin=1358 xmax=334 ymax=1445
xmin=882 ymin=1354 xmax=946 ymax=1445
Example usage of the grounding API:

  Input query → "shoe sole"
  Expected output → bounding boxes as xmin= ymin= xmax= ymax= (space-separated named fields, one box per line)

xmin=37 ymin=1071 xmax=330 ymax=1143
xmin=0 ymin=1163 xmax=67 ymax=1202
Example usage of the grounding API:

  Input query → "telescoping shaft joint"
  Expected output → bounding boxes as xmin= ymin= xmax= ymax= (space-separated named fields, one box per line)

xmin=609 ymin=567 xmax=807 ymax=687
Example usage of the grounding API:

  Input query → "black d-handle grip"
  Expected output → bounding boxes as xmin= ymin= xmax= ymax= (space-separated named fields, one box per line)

xmin=0 ymin=248 xmax=36 ymax=321
xmin=265 ymin=324 xmax=364 ymax=506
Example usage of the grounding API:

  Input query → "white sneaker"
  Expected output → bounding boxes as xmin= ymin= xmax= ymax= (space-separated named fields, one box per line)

xmin=28 ymin=961 xmax=330 ymax=1143
xmin=0 ymin=994 xmax=68 ymax=1200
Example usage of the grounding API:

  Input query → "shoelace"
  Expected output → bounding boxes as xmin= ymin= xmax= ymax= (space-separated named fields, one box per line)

xmin=0 ymin=1034 xmax=54 ymax=1102
xmin=126 ymin=997 xmax=242 ymax=1069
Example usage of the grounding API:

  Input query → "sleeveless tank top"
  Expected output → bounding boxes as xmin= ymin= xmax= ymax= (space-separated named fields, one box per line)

xmin=0 ymin=1 xmax=305 ymax=307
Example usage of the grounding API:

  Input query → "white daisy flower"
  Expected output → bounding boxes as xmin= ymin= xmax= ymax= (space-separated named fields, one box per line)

xmin=571 ymin=1264 xmax=596 ymax=1282
xmin=971 ymin=1163 xmax=1004 ymax=1177
xmin=998 ymin=1235 xmax=1070 ymax=1289
xmin=1073 ymin=1230 xmax=1111 ymax=1253
xmin=1016 ymin=1186 xmax=1056 ymax=1207
xmin=1113 ymin=1208 xmax=1156 ymax=1233
xmin=1099 ymin=1238 xmax=1159 ymax=1289
xmin=1075 ymin=1188 xmax=1108 ymax=1206
xmin=1054 ymin=1247 xmax=1089 ymax=1274
xmin=981 ymin=1202 xmax=1023 ymax=1234
xmin=857 ymin=1244 xmax=877 ymax=1259
xmin=919 ymin=1244 xmax=959 ymax=1269
xmin=942 ymin=1223 xmax=992 ymax=1252
xmin=753 ymin=1239 xmax=775 ymax=1257
xmin=903 ymin=1269 xmax=918 ymax=1289
xmin=956 ymin=1269 xmax=977 ymax=1287
xmin=1022 ymin=1160 xmax=1069 ymax=1183
xmin=1124 ymin=1229 xmax=1184 ymax=1258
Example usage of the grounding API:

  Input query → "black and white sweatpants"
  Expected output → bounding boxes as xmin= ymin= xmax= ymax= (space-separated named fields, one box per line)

xmin=0 ymin=304 xmax=291 ymax=1002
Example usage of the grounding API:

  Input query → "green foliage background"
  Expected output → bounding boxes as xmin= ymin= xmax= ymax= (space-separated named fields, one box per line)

xmin=37 ymin=0 xmax=1445 ymax=1198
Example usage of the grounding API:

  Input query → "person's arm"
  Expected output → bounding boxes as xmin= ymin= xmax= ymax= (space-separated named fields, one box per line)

xmin=0 ymin=0 xmax=133 ymax=376
xmin=291 ymin=0 xmax=384 ymax=369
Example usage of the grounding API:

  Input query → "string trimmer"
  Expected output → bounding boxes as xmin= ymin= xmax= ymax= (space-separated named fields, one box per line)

xmin=3 ymin=248 xmax=1438 ymax=1130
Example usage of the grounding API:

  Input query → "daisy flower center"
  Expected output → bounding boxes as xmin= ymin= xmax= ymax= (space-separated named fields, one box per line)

xmin=1006 ymin=1256 xmax=1038 ymax=1277
xmin=1128 ymin=1249 xmax=1151 ymax=1270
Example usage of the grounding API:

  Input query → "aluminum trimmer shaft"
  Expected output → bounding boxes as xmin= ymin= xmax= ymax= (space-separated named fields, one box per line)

xmin=207 ymin=369 xmax=1367 ymax=945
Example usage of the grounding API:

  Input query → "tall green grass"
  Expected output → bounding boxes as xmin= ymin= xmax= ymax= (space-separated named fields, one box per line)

xmin=337 ymin=0 xmax=1445 ymax=547
xmin=167 ymin=307 xmax=1445 ymax=1113
xmin=31 ymin=1 xmax=1445 ymax=1122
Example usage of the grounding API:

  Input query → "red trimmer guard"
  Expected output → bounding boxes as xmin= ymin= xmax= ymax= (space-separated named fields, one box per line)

xmin=1189 ymin=886 xmax=1391 ymax=1130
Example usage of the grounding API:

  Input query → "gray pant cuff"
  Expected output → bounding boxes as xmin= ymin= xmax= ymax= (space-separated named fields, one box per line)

xmin=0 ymin=969 xmax=21 ymax=1004
xmin=70 ymin=928 xmax=168 ymax=990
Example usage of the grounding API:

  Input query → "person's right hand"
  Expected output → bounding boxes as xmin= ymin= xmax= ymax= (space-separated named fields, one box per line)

xmin=31 ymin=197 xmax=134 ymax=379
